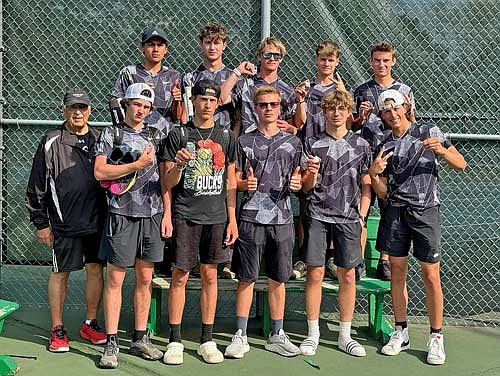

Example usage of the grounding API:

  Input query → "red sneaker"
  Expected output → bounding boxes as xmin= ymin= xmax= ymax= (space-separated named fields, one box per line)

xmin=80 ymin=320 xmax=107 ymax=345
xmin=49 ymin=325 xmax=70 ymax=352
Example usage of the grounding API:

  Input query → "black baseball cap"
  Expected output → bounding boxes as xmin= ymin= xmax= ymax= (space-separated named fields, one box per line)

xmin=141 ymin=26 xmax=168 ymax=44
xmin=63 ymin=87 xmax=91 ymax=106
xmin=192 ymin=79 xmax=221 ymax=99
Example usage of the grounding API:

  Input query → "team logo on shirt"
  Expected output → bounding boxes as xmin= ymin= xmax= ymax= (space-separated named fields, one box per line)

xmin=183 ymin=140 xmax=225 ymax=196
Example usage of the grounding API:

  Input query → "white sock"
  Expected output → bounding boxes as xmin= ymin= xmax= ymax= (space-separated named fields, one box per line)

xmin=85 ymin=319 xmax=92 ymax=325
xmin=338 ymin=321 xmax=352 ymax=342
xmin=338 ymin=321 xmax=366 ymax=357
xmin=307 ymin=319 xmax=320 ymax=340
xmin=300 ymin=319 xmax=320 ymax=355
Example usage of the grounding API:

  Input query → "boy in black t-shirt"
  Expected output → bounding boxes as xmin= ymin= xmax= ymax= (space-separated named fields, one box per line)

xmin=160 ymin=80 xmax=238 ymax=365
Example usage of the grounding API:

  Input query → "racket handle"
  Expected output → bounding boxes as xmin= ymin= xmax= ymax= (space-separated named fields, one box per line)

xmin=109 ymin=98 xmax=124 ymax=126
xmin=184 ymin=86 xmax=194 ymax=122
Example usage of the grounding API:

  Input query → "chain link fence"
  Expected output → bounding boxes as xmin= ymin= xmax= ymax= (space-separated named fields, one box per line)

xmin=1 ymin=0 xmax=498 ymax=327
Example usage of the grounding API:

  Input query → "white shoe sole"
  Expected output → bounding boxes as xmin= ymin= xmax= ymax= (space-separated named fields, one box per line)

xmin=224 ymin=344 xmax=250 ymax=359
xmin=381 ymin=343 xmax=410 ymax=356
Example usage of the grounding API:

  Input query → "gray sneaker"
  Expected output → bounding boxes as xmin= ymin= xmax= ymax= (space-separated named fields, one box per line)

xmin=130 ymin=334 xmax=163 ymax=360
xmin=99 ymin=341 xmax=119 ymax=369
xmin=224 ymin=329 xmax=250 ymax=359
xmin=264 ymin=329 xmax=301 ymax=357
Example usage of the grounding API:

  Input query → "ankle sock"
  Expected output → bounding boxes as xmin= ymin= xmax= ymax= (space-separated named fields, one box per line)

xmin=133 ymin=329 xmax=146 ymax=342
xmin=236 ymin=316 xmax=248 ymax=336
xmin=307 ymin=319 xmax=320 ymax=340
xmin=200 ymin=323 xmax=213 ymax=344
xmin=270 ymin=319 xmax=283 ymax=335
xmin=169 ymin=323 xmax=182 ymax=343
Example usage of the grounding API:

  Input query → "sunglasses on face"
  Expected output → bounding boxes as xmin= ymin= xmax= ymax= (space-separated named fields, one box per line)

xmin=261 ymin=51 xmax=282 ymax=60
xmin=256 ymin=102 xmax=280 ymax=109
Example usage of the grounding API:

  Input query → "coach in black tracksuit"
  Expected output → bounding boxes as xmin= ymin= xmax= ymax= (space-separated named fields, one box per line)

xmin=25 ymin=87 xmax=107 ymax=353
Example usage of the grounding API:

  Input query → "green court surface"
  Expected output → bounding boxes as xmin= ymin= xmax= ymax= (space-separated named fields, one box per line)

xmin=0 ymin=309 xmax=499 ymax=376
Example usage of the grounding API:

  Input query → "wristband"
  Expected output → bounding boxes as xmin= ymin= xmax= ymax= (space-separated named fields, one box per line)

xmin=175 ymin=162 xmax=186 ymax=171
xmin=359 ymin=216 xmax=367 ymax=226
xmin=233 ymin=68 xmax=242 ymax=78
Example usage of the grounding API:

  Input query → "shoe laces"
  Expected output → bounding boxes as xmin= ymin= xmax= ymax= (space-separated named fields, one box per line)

xmin=88 ymin=320 xmax=103 ymax=331
xmin=427 ymin=335 xmax=443 ymax=355
xmin=104 ymin=341 xmax=118 ymax=356
xmin=388 ymin=330 xmax=404 ymax=345
xmin=52 ymin=326 xmax=67 ymax=339
xmin=232 ymin=334 xmax=245 ymax=345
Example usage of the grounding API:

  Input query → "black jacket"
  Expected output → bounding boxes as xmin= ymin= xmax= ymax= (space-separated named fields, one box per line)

xmin=25 ymin=124 xmax=106 ymax=236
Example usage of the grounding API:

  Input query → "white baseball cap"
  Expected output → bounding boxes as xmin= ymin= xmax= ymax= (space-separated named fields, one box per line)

xmin=124 ymin=83 xmax=155 ymax=104
xmin=378 ymin=89 xmax=405 ymax=111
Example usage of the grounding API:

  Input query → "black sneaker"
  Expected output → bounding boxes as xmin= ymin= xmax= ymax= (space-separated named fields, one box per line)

xmin=129 ymin=334 xmax=163 ymax=360
xmin=355 ymin=263 xmax=366 ymax=281
xmin=291 ymin=261 xmax=307 ymax=279
xmin=376 ymin=259 xmax=391 ymax=281
xmin=325 ymin=257 xmax=338 ymax=279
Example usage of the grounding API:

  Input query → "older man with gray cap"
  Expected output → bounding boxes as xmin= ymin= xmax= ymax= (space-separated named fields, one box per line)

xmin=26 ymin=87 xmax=107 ymax=353
xmin=95 ymin=83 xmax=167 ymax=368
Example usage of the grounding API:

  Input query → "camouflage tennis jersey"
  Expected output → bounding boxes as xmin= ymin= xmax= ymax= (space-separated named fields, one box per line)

xmin=354 ymin=79 xmax=415 ymax=153
xmin=112 ymin=63 xmax=182 ymax=137
xmin=182 ymin=64 xmax=235 ymax=130
xmin=233 ymin=75 xmax=296 ymax=134
xmin=95 ymin=123 xmax=164 ymax=218
xmin=236 ymin=130 xmax=304 ymax=225
xmin=161 ymin=122 xmax=236 ymax=224
xmin=302 ymin=80 xmax=351 ymax=140
xmin=304 ymin=131 xmax=372 ymax=223
xmin=379 ymin=123 xmax=452 ymax=209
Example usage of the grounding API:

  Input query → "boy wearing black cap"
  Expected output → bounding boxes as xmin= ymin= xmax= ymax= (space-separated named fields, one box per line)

xmin=95 ymin=83 xmax=165 ymax=368
xmin=112 ymin=26 xmax=183 ymax=137
xmin=26 ymin=87 xmax=106 ymax=353
xmin=160 ymin=79 xmax=238 ymax=365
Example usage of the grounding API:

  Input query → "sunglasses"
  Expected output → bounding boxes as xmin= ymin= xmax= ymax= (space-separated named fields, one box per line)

xmin=256 ymin=102 xmax=280 ymax=109
xmin=261 ymin=51 xmax=283 ymax=60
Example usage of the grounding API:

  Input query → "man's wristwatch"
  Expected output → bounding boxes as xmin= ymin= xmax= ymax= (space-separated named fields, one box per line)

xmin=359 ymin=215 xmax=367 ymax=227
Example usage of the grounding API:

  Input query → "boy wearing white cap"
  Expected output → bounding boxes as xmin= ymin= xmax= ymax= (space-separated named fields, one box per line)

xmin=369 ymin=89 xmax=466 ymax=365
xmin=95 ymin=83 xmax=166 ymax=368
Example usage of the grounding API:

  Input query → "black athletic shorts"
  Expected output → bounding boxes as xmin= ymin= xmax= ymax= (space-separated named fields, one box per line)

xmin=99 ymin=212 xmax=164 ymax=267
xmin=376 ymin=203 xmax=441 ymax=263
xmin=171 ymin=219 xmax=229 ymax=272
xmin=232 ymin=221 xmax=294 ymax=283
xmin=301 ymin=217 xmax=362 ymax=269
xmin=52 ymin=232 xmax=104 ymax=272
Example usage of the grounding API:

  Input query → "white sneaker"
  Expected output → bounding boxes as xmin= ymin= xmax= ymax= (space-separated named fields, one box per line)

xmin=299 ymin=336 xmax=319 ymax=356
xmin=381 ymin=328 xmax=410 ymax=356
xmin=163 ymin=342 xmax=184 ymax=365
xmin=224 ymin=329 xmax=250 ymax=358
xmin=427 ymin=333 xmax=446 ymax=365
xmin=198 ymin=341 xmax=224 ymax=364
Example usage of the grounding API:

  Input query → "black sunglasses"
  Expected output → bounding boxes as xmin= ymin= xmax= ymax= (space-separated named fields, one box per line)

xmin=261 ymin=51 xmax=283 ymax=60
xmin=256 ymin=102 xmax=280 ymax=109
